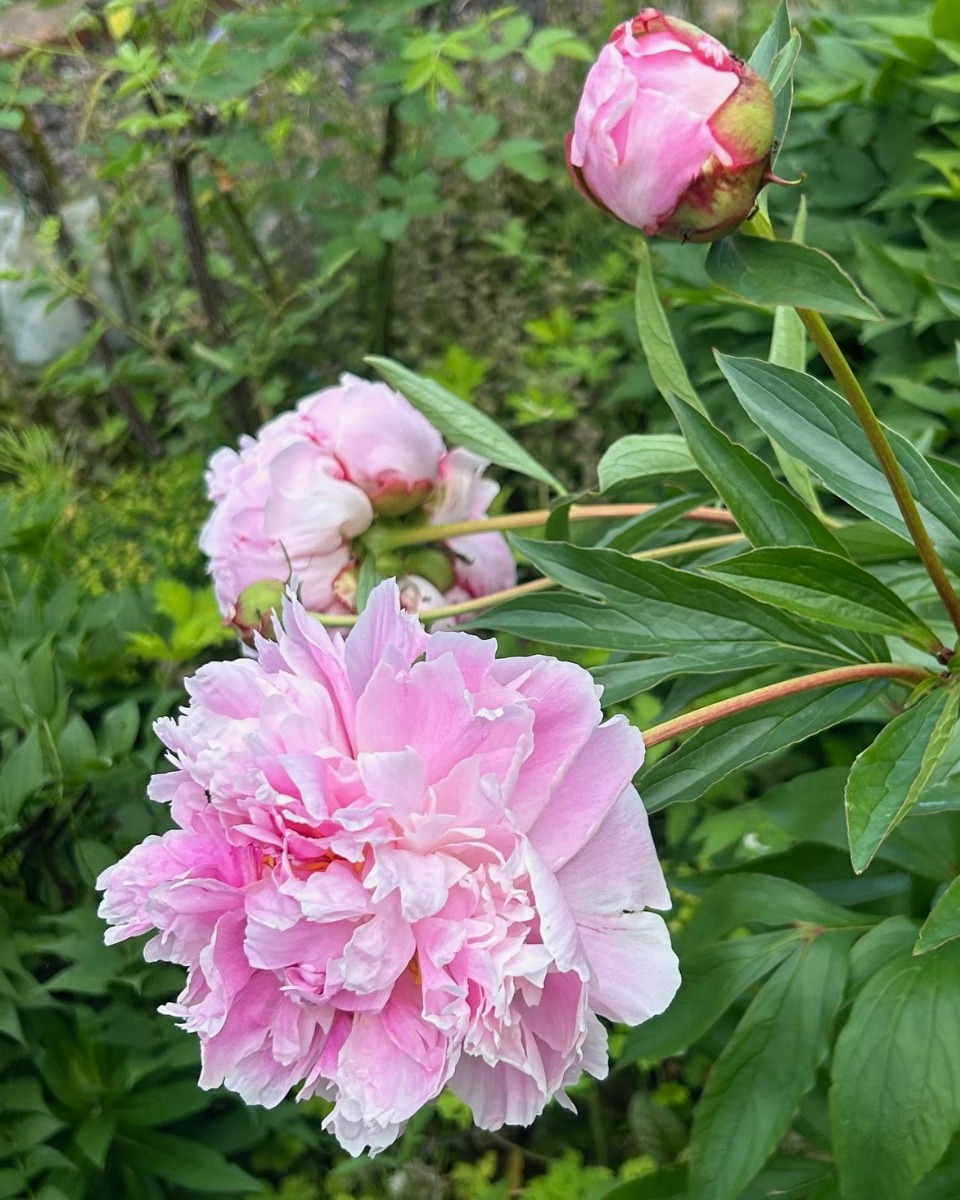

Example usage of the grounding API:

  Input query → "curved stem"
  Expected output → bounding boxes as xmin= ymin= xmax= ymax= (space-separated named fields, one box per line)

xmin=643 ymin=662 xmax=930 ymax=749
xmin=797 ymin=307 xmax=960 ymax=640
xmin=315 ymin=531 xmax=746 ymax=627
xmin=383 ymin=502 xmax=737 ymax=550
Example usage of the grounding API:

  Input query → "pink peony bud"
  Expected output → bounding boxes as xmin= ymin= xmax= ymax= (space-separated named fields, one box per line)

xmin=200 ymin=377 xmax=515 ymax=623
xmin=567 ymin=8 xmax=776 ymax=243
xmin=97 ymin=582 xmax=680 ymax=1156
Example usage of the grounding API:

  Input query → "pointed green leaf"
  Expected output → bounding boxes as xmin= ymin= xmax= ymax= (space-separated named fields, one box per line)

xmin=117 ymin=1131 xmax=259 ymax=1192
xmin=598 ymin=434 xmax=700 ymax=491
xmin=916 ymin=875 xmax=960 ymax=955
xmin=366 ymin=355 xmax=564 ymax=492
xmin=717 ymin=355 xmax=960 ymax=571
xmin=705 ymin=238 xmax=881 ymax=321
xmin=489 ymin=538 xmax=861 ymax=673
xmin=749 ymin=0 xmax=791 ymax=77
xmin=681 ymin=875 xmax=877 ymax=956
xmin=640 ymin=678 xmax=888 ymax=811
xmin=845 ymin=688 xmax=959 ymax=873
xmin=689 ymin=932 xmax=854 ymax=1200
xmin=706 ymin=548 xmax=940 ymax=649
xmin=634 ymin=242 xmax=703 ymax=412
xmin=668 ymin=399 xmax=845 ymax=553
xmin=831 ymin=941 xmax=960 ymax=1200
xmin=621 ymin=929 xmax=802 ymax=1063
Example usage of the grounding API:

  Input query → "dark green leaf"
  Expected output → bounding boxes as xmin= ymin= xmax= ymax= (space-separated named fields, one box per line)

xmin=831 ymin=941 xmax=960 ymax=1200
xmin=667 ymin=400 xmax=844 ymax=554
xmin=598 ymin=435 xmax=700 ymax=491
xmin=688 ymin=933 xmax=854 ymax=1200
xmin=501 ymin=538 xmax=862 ymax=671
xmin=845 ymin=688 xmax=959 ymax=873
xmin=717 ymin=355 xmax=960 ymax=571
xmin=915 ymin=875 xmax=960 ymax=955
xmin=592 ymin=657 xmax=737 ymax=705
xmin=641 ymin=679 xmax=888 ymax=811
xmin=634 ymin=243 xmax=703 ymax=412
xmin=680 ymin=875 xmax=876 ymax=956
xmin=598 ymin=1166 xmax=688 ymax=1200
xmin=705 ymin=547 xmax=939 ymax=649
xmin=621 ymin=929 xmax=802 ymax=1063
xmin=116 ymin=1132 xmax=259 ymax=1193
xmin=366 ymin=356 xmax=563 ymax=492
xmin=705 ymin=238 xmax=881 ymax=321
xmin=0 ymin=728 xmax=44 ymax=829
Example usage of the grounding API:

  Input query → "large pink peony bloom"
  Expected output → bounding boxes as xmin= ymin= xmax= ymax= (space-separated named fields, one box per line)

xmin=200 ymin=375 xmax=515 ymax=625
xmin=567 ymin=8 xmax=775 ymax=243
xmin=97 ymin=582 xmax=679 ymax=1156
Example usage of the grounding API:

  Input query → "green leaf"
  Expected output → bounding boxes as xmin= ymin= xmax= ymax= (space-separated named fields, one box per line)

xmin=705 ymin=238 xmax=881 ymax=321
xmin=592 ymin=657 xmax=730 ymax=706
xmin=117 ymin=1132 xmax=259 ymax=1193
xmin=705 ymin=548 xmax=940 ymax=649
xmin=717 ymin=355 xmax=960 ymax=571
xmin=689 ymin=933 xmax=853 ymax=1200
xmin=74 ymin=1115 xmax=116 ymax=1170
xmin=845 ymin=688 xmax=959 ymax=873
xmin=668 ymin=400 xmax=846 ymax=554
xmin=749 ymin=0 xmax=791 ymax=77
xmin=640 ymin=679 xmax=889 ymax=812
xmin=621 ymin=929 xmax=802 ymax=1063
xmin=831 ymin=941 xmax=960 ymax=1200
xmin=598 ymin=1166 xmax=688 ymax=1200
xmin=0 ymin=728 xmax=44 ymax=829
xmin=933 ymin=0 xmax=960 ymax=41
xmin=598 ymin=435 xmax=700 ymax=492
xmin=366 ymin=356 xmax=563 ymax=492
xmin=916 ymin=876 xmax=960 ymax=955
xmin=489 ymin=538 xmax=860 ymax=673
xmin=634 ymin=243 xmax=703 ymax=412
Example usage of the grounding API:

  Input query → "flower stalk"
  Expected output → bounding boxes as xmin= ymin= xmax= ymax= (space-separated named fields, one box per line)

xmin=796 ymin=307 xmax=960 ymax=641
xmin=643 ymin=662 xmax=931 ymax=749
xmin=379 ymin=502 xmax=738 ymax=551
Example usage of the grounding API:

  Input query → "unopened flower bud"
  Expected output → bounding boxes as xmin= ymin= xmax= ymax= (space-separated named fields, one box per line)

xmin=402 ymin=548 xmax=456 ymax=594
xmin=228 ymin=579 xmax=285 ymax=641
xmin=567 ymin=8 xmax=776 ymax=243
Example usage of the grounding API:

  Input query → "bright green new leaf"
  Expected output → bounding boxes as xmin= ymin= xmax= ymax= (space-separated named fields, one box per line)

xmin=705 ymin=238 xmax=881 ymax=321
xmin=705 ymin=547 xmax=940 ymax=649
xmin=621 ymin=929 xmax=802 ymax=1063
xmin=831 ymin=941 xmax=960 ymax=1200
xmin=915 ymin=875 xmax=960 ymax=955
xmin=634 ymin=243 xmax=703 ymax=412
xmin=688 ymin=932 xmax=854 ymax=1200
xmin=933 ymin=0 xmax=960 ymax=41
xmin=845 ymin=687 xmax=959 ymax=873
xmin=366 ymin=356 xmax=564 ymax=492
xmin=717 ymin=355 xmax=960 ymax=571
xmin=598 ymin=435 xmax=700 ymax=492
xmin=668 ymin=400 xmax=845 ymax=554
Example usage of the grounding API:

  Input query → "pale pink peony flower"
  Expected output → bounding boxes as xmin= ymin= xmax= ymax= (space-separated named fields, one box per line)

xmin=199 ymin=375 xmax=515 ymax=626
xmin=567 ymin=8 xmax=776 ymax=243
xmin=97 ymin=582 xmax=679 ymax=1156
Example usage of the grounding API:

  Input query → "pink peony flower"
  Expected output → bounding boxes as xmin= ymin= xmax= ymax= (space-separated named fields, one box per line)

xmin=200 ymin=375 xmax=516 ymax=626
xmin=567 ymin=8 xmax=776 ymax=243
xmin=97 ymin=581 xmax=680 ymax=1156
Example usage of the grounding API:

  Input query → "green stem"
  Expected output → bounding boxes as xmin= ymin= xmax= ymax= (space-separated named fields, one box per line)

xmin=643 ymin=662 xmax=930 ymax=749
xmin=316 ymin=532 xmax=746 ymax=627
xmin=382 ymin=502 xmax=738 ymax=550
xmin=797 ymin=307 xmax=960 ymax=642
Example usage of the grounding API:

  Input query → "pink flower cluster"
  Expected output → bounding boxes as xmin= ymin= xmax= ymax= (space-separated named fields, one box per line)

xmin=97 ymin=582 xmax=679 ymax=1155
xmin=200 ymin=374 xmax=516 ymax=626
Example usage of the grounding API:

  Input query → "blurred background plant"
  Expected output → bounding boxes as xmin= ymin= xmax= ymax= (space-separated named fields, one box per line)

xmin=2 ymin=0 xmax=960 ymax=1196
